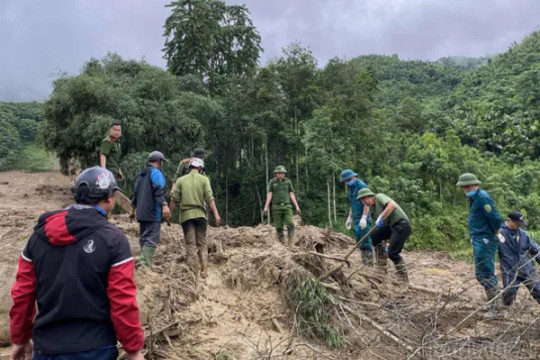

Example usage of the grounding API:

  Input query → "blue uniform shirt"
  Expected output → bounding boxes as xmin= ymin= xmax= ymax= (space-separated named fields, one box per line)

xmin=468 ymin=188 xmax=502 ymax=237
xmin=348 ymin=179 xmax=369 ymax=220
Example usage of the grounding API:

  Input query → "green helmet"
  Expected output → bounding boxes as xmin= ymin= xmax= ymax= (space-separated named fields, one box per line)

xmin=456 ymin=173 xmax=481 ymax=186
xmin=356 ymin=188 xmax=375 ymax=200
xmin=274 ymin=165 xmax=287 ymax=173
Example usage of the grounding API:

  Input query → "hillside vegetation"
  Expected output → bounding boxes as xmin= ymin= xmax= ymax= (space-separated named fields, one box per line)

xmin=3 ymin=2 xmax=540 ymax=255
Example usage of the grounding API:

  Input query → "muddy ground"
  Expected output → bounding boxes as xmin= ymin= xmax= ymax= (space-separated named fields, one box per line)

xmin=1 ymin=170 xmax=540 ymax=359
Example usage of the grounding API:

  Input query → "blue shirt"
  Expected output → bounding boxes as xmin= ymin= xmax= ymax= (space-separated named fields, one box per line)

xmin=347 ymin=179 xmax=369 ymax=220
xmin=468 ymin=188 xmax=502 ymax=237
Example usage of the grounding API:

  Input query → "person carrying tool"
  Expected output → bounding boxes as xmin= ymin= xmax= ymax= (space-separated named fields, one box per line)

xmin=498 ymin=210 xmax=540 ymax=307
xmin=171 ymin=148 xmax=206 ymax=192
xmin=456 ymin=173 xmax=503 ymax=309
xmin=340 ymin=169 xmax=373 ymax=266
xmin=356 ymin=188 xmax=411 ymax=282
xmin=9 ymin=167 xmax=144 ymax=360
xmin=100 ymin=121 xmax=123 ymax=180
xmin=131 ymin=151 xmax=170 ymax=267
xmin=170 ymin=158 xmax=220 ymax=279
xmin=263 ymin=166 xmax=301 ymax=248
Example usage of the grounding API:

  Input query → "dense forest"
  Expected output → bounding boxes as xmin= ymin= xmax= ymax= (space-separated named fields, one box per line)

xmin=2 ymin=0 xmax=540 ymax=257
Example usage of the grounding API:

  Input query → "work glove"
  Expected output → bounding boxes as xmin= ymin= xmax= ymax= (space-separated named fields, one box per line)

xmin=359 ymin=215 xmax=367 ymax=230
xmin=375 ymin=215 xmax=384 ymax=228
xmin=263 ymin=207 xmax=269 ymax=216
xmin=129 ymin=208 xmax=136 ymax=222
xmin=496 ymin=233 xmax=505 ymax=243
xmin=345 ymin=215 xmax=352 ymax=230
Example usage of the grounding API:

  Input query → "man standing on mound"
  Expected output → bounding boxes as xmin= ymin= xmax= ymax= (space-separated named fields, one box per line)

xmin=263 ymin=165 xmax=301 ymax=248
xmin=9 ymin=167 xmax=143 ymax=360
xmin=340 ymin=169 xmax=373 ymax=266
xmin=131 ymin=151 xmax=170 ymax=267
xmin=171 ymin=158 xmax=220 ymax=279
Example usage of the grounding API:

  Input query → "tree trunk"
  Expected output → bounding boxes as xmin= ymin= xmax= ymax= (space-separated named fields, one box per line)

xmin=225 ymin=172 xmax=229 ymax=225
xmin=265 ymin=139 xmax=270 ymax=224
xmin=327 ymin=180 xmax=332 ymax=228
xmin=333 ymin=173 xmax=337 ymax=224
xmin=305 ymin=145 xmax=309 ymax=192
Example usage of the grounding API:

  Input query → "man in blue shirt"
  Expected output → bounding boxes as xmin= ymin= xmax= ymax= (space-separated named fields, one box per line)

xmin=456 ymin=173 xmax=503 ymax=309
xmin=131 ymin=151 xmax=170 ymax=267
xmin=340 ymin=169 xmax=373 ymax=266
xmin=499 ymin=210 xmax=540 ymax=307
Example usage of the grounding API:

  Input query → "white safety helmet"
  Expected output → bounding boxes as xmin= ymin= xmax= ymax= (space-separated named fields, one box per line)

xmin=189 ymin=158 xmax=205 ymax=169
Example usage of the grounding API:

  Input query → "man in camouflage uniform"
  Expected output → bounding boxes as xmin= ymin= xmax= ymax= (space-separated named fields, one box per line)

xmin=263 ymin=166 xmax=301 ymax=247
xmin=171 ymin=148 xmax=206 ymax=192
xmin=100 ymin=121 xmax=123 ymax=180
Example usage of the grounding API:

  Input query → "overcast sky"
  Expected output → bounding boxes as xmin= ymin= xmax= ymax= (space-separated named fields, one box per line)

xmin=1 ymin=0 xmax=539 ymax=102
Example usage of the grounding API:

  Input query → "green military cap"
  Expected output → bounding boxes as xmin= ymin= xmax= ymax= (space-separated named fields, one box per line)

xmin=274 ymin=165 xmax=287 ymax=173
xmin=356 ymin=188 xmax=375 ymax=200
xmin=456 ymin=173 xmax=481 ymax=186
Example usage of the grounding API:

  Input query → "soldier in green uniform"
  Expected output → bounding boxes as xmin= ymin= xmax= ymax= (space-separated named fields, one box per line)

xmin=100 ymin=121 xmax=123 ymax=180
xmin=171 ymin=148 xmax=206 ymax=192
xmin=263 ymin=166 xmax=301 ymax=247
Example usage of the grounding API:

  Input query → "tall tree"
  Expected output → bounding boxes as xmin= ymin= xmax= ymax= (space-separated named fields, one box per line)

xmin=163 ymin=0 xmax=262 ymax=93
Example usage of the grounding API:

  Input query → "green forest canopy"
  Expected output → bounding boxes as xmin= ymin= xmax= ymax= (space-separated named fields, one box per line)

xmin=4 ymin=1 xmax=540 ymax=255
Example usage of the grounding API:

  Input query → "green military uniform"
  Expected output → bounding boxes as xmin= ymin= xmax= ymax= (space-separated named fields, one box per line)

xmin=268 ymin=177 xmax=295 ymax=240
xmin=174 ymin=158 xmax=191 ymax=182
xmin=100 ymin=136 xmax=121 ymax=176
xmin=372 ymin=194 xmax=410 ymax=226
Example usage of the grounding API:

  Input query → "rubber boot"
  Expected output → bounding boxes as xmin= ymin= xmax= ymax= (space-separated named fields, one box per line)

xmin=361 ymin=250 xmax=373 ymax=267
xmin=141 ymin=245 xmax=156 ymax=268
xmin=276 ymin=229 xmax=285 ymax=244
xmin=394 ymin=260 xmax=409 ymax=283
xmin=376 ymin=244 xmax=388 ymax=273
xmin=287 ymin=233 xmax=296 ymax=248
xmin=215 ymin=238 xmax=224 ymax=255
xmin=199 ymin=250 xmax=209 ymax=279
xmin=483 ymin=287 xmax=504 ymax=318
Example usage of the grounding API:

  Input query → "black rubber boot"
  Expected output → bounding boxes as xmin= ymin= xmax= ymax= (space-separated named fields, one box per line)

xmin=394 ymin=260 xmax=409 ymax=283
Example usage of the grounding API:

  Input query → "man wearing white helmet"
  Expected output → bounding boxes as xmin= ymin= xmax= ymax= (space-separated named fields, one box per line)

xmin=170 ymin=158 xmax=221 ymax=279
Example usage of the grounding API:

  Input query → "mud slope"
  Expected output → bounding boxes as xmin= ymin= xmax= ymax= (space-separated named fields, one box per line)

xmin=1 ymin=170 xmax=540 ymax=359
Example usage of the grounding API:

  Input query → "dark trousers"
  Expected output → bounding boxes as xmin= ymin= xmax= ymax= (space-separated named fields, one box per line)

xmin=139 ymin=220 xmax=161 ymax=247
xmin=502 ymin=272 xmax=540 ymax=306
xmin=34 ymin=346 xmax=118 ymax=360
xmin=371 ymin=221 xmax=412 ymax=264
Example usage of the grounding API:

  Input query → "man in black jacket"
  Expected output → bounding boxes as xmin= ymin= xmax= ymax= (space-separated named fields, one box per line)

xmin=499 ymin=210 xmax=540 ymax=307
xmin=131 ymin=151 xmax=170 ymax=267
xmin=9 ymin=166 xmax=144 ymax=360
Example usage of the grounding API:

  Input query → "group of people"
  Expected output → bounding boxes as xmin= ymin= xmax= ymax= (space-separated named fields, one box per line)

xmin=338 ymin=168 xmax=540 ymax=315
xmin=9 ymin=121 xmax=540 ymax=359
xmin=9 ymin=122 xmax=220 ymax=359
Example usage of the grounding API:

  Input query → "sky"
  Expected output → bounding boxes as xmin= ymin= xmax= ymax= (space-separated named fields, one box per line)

xmin=1 ymin=0 xmax=539 ymax=102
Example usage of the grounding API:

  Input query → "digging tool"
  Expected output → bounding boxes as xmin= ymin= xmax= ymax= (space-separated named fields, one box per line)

xmin=319 ymin=225 xmax=379 ymax=280
xmin=114 ymin=190 xmax=133 ymax=213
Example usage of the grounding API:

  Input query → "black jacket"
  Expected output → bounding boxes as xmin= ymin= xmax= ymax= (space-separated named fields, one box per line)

xmin=10 ymin=205 xmax=143 ymax=354
xmin=131 ymin=165 xmax=166 ymax=222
